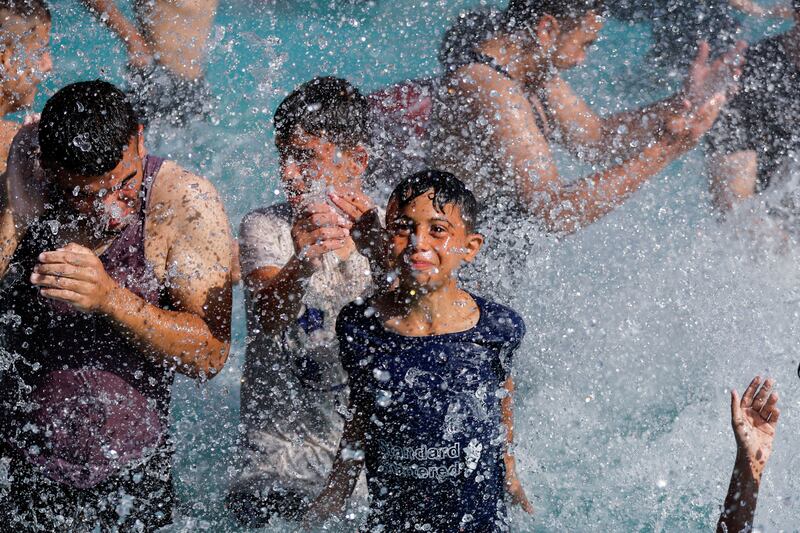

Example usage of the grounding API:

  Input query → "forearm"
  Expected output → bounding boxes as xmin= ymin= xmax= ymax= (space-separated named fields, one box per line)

xmin=352 ymin=209 xmax=392 ymax=293
xmin=81 ymin=0 xmax=145 ymax=46
xmin=717 ymin=452 xmax=761 ymax=533
xmin=102 ymin=285 xmax=230 ymax=378
xmin=311 ymin=419 xmax=365 ymax=518
xmin=252 ymin=257 xmax=312 ymax=335
xmin=597 ymin=95 xmax=682 ymax=161
xmin=0 ymin=208 xmax=17 ymax=277
xmin=538 ymin=137 xmax=684 ymax=234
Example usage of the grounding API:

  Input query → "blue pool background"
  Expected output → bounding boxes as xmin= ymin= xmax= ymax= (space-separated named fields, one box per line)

xmin=22 ymin=1 xmax=800 ymax=530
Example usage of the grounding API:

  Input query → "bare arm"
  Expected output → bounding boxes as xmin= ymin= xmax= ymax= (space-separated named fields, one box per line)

xmin=729 ymin=0 xmax=794 ymax=17
xmin=32 ymin=174 xmax=233 ymax=378
xmin=107 ymin=173 xmax=232 ymax=377
xmin=707 ymin=150 xmax=759 ymax=213
xmin=463 ymin=70 xmax=723 ymax=234
xmin=80 ymin=0 xmax=151 ymax=66
xmin=502 ymin=377 xmax=533 ymax=514
xmin=245 ymin=203 xmax=351 ymax=336
xmin=246 ymin=259 xmax=311 ymax=335
xmin=544 ymin=42 xmax=745 ymax=164
xmin=0 ymin=174 xmax=15 ymax=277
xmin=718 ymin=376 xmax=780 ymax=533
xmin=1 ymin=125 xmax=45 ymax=277
xmin=543 ymin=75 xmax=681 ymax=163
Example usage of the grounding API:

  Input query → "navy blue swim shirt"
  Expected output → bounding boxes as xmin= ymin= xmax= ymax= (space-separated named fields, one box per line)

xmin=336 ymin=294 xmax=526 ymax=532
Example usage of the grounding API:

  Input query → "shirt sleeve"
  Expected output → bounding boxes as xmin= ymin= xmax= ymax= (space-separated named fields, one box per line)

xmin=497 ymin=311 xmax=526 ymax=378
xmin=336 ymin=303 xmax=374 ymax=406
xmin=238 ymin=208 xmax=294 ymax=279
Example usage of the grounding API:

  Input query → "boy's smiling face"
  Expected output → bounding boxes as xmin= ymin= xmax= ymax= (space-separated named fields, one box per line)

xmin=387 ymin=188 xmax=483 ymax=292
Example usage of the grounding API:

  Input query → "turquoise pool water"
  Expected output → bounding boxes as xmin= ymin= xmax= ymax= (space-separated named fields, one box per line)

xmin=26 ymin=1 xmax=800 ymax=531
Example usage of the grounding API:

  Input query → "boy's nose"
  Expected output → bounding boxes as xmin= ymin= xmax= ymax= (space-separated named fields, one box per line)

xmin=411 ymin=230 xmax=431 ymax=250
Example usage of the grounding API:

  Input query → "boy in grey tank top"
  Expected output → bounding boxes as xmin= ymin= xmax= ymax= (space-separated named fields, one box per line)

xmin=228 ymin=76 xmax=384 ymax=526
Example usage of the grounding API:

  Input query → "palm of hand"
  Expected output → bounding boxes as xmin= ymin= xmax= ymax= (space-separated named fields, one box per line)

xmin=731 ymin=377 xmax=780 ymax=474
xmin=734 ymin=406 xmax=775 ymax=464
xmin=684 ymin=41 xmax=744 ymax=107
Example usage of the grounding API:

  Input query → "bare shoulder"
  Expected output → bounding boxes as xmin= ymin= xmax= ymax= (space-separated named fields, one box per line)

xmin=0 ymin=121 xmax=23 ymax=173
xmin=148 ymin=159 xmax=227 ymax=228
xmin=144 ymin=159 xmax=231 ymax=279
xmin=449 ymin=63 xmax=522 ymax=97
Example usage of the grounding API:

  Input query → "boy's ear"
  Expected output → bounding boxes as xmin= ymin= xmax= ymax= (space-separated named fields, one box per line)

xmin=461 ymin=232 xmax=484 ymax=264
xmin=346 ymin=144 xmax=369 ymax=178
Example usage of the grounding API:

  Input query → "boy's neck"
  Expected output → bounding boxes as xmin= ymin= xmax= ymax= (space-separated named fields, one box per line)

xmin=382 ymin=279 xmax=479 ymax=336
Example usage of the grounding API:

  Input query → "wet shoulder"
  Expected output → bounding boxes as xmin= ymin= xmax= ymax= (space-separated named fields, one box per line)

xmin=444 ymin=62 xmax=520 ymax=98
xmin=472 ymin=295 xmax=526 ymax=348
xmin=148 ymin=160 xmax=225 ymax=225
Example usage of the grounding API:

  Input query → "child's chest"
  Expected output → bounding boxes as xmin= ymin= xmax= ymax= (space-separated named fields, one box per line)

xmin=364 ymin=337 xmax=504 ymax=439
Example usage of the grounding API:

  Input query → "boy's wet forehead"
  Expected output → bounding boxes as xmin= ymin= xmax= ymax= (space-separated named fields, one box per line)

xmin=388 ymin=191 xmax=467 ymax=228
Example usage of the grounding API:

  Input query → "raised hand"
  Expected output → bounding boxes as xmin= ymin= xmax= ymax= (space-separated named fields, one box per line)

xmin=731 ymin=376 xmax=780 ymax=476
xmin=683 ymin=40 xmax=746 ymax=110
xmin=291 ymin=202 xmax=352 ymax=269
xmin=665 ymin=92 xmax=728 ymax=150
xmin=329 ymin=189 xmax=386 ymax=255
xmin=31 ymin=243 xmax=118 ymax=314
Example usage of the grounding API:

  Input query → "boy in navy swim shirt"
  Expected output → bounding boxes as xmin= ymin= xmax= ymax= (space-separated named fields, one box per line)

xmin=308 ymin=170 xmax=532 ymax=531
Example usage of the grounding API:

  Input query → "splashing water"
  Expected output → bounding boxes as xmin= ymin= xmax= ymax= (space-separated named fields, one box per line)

xmin=4 ymin=1 xmax=799 ymax=531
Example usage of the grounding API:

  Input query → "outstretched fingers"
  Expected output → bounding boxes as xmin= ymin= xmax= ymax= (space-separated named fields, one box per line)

xmin=741 ymin=376 xmax=761 ymax=407
xmin=762 ymin=392 xmax=780 ymax=425
xmin=752 ymin=378 xmax=774 ymax=412
xmin=730 ymin=388 xmax=741 ymax=422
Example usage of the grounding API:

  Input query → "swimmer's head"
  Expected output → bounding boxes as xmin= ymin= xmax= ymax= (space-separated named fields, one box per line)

xmin=273 ymin=76 xmax=370 ymax=210
xmin=386 ymin=169 xmax=483 ymax=292
xmin=442 ymin=1 xmax=604 ymax=76
xmin=507 ymin=0 xmax=605 ymax=70
xmin=39 ymin=80 xmax=145 ymax=233
xmin=0 ymin=0 xmax=52 ymax=113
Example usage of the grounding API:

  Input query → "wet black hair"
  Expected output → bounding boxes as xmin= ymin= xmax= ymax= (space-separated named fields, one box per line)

xmin=388 ymin=169 xmax=479 ymax=232
xmin=39 ymin=80 xmax=139 ymax=176
xmin=440 ymin=1 xmax=605 ymax=68
xmin=0 ymin=0 xmax=51 ymax=23
xmin=439 ymin=9 xmax=505 ymax=69
xmin=505 ymin=0 xmax=606 ymax=30
xmin=273 ymin=76 xmax=370 ymax=150
xmin=794 ymin=0 xmax=800 ymax=13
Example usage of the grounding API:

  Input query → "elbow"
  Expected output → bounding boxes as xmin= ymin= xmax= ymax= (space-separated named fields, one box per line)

xmin=178 ymin=340 xmax=231 ymax=380
xmin=204 ymin=340 xmax=231 ymax=379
